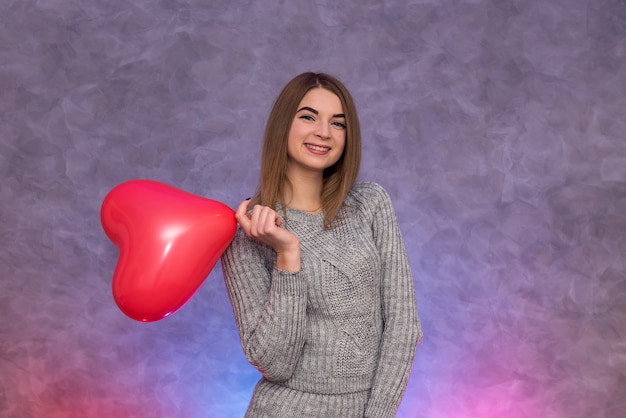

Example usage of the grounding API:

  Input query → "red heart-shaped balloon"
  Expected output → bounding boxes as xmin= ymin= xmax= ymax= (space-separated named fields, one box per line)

xmin=100 ymin=180 xmax=236 ymax=322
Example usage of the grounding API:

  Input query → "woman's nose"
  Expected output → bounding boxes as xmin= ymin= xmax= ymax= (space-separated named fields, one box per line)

xmin=316 ymin=121 xmax=331 ymax=139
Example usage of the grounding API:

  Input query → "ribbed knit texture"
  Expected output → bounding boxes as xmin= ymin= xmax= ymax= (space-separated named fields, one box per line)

xmin=221 ymin=182 xmax=423 ymax=418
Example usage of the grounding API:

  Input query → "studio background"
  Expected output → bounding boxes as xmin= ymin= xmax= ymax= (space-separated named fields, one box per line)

xmin=1 ymin=0 xmax=625 ymax=417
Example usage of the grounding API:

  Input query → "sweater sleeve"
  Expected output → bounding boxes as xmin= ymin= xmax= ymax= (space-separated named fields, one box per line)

xmin=363 ymin=184 xmax=423 ymax=418
xmin=221 ymin=229 xmax=308 ymax=382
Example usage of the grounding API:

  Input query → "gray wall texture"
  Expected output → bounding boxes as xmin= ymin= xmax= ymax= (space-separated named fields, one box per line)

xmin=1 ymin=0 xmax=625 ymax=417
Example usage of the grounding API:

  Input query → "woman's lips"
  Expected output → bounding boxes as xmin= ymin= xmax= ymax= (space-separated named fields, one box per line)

xmin=305 ymin=143 xmax=330 ymax=153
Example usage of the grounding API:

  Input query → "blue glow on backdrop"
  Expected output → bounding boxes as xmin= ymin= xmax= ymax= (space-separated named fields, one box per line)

xmin=1 ymin=0 xmax=625 ymax=417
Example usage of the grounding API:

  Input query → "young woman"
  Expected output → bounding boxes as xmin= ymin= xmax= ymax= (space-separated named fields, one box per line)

xmin=221 ymin=72 xmax=422 ymax=418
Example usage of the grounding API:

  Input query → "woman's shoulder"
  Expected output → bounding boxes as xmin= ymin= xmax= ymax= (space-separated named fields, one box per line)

xmin=345 ymin=181 xmax=394 ymax=214
xmin=347 ymin=181 xmax=392 ymax=203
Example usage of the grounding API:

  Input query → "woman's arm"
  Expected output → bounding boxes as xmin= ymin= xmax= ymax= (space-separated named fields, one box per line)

xmin=363 ymin=184 xmax=423 ymax=418
xmin=221 ymin=231 xmax=308 ymax=381
xmin=220 ymin=201 xmax=308 ymax=382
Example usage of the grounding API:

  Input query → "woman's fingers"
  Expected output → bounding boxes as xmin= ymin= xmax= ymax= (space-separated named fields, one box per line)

xmin=236 ymin=199 xmax=251 ymax=218
xmin=235 ymin=202 xmax=297 ymax=254
xmin=235 ymin=199 xmax=252 ymax=232
xmin=235 ymin=202 xmax=300 ymax=269
xmin=235 ymin=200 xmax=280 ymax=237
xmin=249 ymin=205 xmax=279 ymax=237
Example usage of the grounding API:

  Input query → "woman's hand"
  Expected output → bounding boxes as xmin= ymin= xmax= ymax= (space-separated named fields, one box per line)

xmin=236 ymin=199 xmax=301 ymax=272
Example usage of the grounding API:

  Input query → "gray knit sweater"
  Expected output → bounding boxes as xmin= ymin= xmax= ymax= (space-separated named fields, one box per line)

xmin=221 ymin=182 xmax=422 ymax=418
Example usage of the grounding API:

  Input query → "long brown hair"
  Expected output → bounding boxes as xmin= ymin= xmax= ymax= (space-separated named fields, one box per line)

xmin=251 ymin=72 xmax=361 ymax=228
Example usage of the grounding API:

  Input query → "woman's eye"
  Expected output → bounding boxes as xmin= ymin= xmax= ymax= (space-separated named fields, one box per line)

xmin=299 ymin=114 xmax=315 ymax=121
xmin=332 ymin=121 xmax=346 ymax=129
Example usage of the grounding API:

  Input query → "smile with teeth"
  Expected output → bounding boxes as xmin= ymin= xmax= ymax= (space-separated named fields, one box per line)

xmin=305 ymin=143 xmax=330 ymax=153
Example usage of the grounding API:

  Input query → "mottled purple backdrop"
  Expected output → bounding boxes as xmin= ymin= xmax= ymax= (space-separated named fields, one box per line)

xmin=1 ymin=0 xmax=625 ymax=417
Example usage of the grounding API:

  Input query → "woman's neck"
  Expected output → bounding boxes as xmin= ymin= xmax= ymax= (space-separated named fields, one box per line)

xmin=284 ymin=169 xmax=324 ymax=213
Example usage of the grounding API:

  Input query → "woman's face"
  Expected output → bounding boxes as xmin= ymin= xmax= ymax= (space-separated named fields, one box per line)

xmin=286 ymin=87 xmax=346 ymax=177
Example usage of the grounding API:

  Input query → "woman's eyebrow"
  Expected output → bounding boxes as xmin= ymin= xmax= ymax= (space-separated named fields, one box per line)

xmin=297 ymin=106 xmax=345 ymax=118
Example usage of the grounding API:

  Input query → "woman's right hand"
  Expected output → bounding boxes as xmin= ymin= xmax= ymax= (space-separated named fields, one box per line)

xmin=235 ymin=199 xmax=301 ymax=272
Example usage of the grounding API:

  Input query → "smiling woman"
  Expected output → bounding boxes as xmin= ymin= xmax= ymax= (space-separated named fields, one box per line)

xmin=286 ymin=88 xmax=347 ymax=185
xmin=220 ymin=72 xmax=422 ymax=418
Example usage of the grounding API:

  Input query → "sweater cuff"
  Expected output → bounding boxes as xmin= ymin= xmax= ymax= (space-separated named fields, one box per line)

xmin=364 ymin=402 xmax=396 ymax=418
xmin=271 ymin=269 xmax=306 ymax=295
